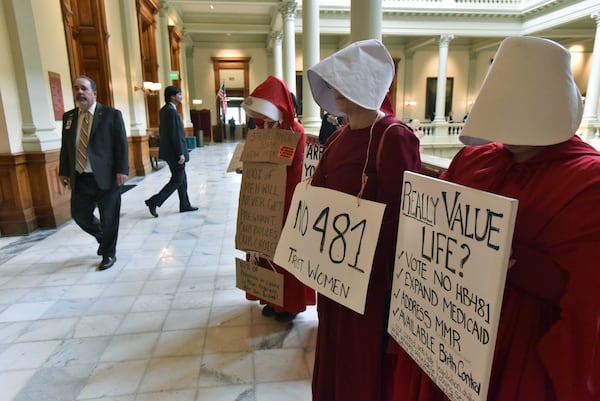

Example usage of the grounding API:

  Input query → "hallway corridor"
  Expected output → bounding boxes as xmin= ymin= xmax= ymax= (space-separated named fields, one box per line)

xmin=0 ymin=141 xmax=317 ymax=401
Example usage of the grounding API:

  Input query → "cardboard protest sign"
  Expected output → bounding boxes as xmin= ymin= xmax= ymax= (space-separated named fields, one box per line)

xmin=273 ymin=184 xmax=385 ymax=314
xmin=388 ymin=171 xmax=518 ymax=401
xmin=235 ymin=258 xmax=284 ymax=307
xmin=235 ymin=163 xmax=287 ymax=259
xmin=303 ymin=136 xmax=322 ymax=180
xmin=226 ymin=142 xmax=244 ymax=172
xmin=241 ymin=128 xmax=299 ymax=165
xmin=235 ymin=128 xmax=301 ymax=259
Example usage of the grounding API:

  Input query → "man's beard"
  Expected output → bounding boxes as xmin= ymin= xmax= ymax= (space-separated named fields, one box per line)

xmin=77 ymin=98 xmax=89 ymax=108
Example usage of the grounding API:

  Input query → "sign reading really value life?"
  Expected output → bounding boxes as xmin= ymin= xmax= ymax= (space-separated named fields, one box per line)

xmin=388 ymin=171 xmax=518 ymax=401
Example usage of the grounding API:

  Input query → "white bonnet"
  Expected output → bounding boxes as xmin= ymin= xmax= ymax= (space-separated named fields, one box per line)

xmin=242 ymin=96 xmax=282 ymax=122
xmin=460 ymin=36 xmax=583 ymax=146
xmin=307 ymin=39 xmax=395 ymax=116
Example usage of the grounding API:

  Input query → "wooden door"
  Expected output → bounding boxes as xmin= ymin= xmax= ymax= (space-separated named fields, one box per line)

xmin=60 ymin=0 xmax=113 ymax=106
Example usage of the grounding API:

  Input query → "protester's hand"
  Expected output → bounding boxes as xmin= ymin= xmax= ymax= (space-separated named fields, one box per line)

xmin=178 ymin=155 xmax=185 ymax=165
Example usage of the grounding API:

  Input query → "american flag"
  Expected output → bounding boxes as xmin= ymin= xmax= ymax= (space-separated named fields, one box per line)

xmin=217 ymin=81 xmax=227 ymax=115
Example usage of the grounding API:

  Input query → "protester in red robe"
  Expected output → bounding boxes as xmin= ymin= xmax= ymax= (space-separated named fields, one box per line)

xmin=392 ymin=36 xmax=600 ymax=401
xmin=240 ymin=75 xmax=315 ymax=321
xmin=307 ymin=39 xmax=421 ymax=401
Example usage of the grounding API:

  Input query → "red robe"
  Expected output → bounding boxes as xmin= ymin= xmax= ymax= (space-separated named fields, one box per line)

xmin=311 ymin=115 xmax=421 ymax=401
xmin=245 ymin=119 xmax=316 ymax=314
xmin=393 ymin=136 xmax=600 ymax=401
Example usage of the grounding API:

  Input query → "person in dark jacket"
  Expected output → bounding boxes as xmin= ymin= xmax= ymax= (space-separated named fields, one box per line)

xmin=318 ymin=112 xmax=343 ymax=144
xmin=145 ymin=86 xmax=198 ymax=217
xmin=59 ymin=75 xmax=129 ymax=271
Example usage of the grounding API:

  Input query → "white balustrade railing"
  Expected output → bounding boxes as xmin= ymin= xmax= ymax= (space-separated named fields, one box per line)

xmin=418 ymin=122 xmax=464 ymax=137
xmin=419 ymin=120 xmax=600 ymax=158
xmin=381 ymin=0 xmax=524 ymax=5
xmin=321 ymin=0 xmax=525 ymax=7
xmin=306 ymin=118 xmax=600 ymax=175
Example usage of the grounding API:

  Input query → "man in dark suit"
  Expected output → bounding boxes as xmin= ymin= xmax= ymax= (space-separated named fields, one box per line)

xmin=145 ymin=86 xmax=197 ymax=217
xmin=59 ymin=75 xmax=129 ymax=271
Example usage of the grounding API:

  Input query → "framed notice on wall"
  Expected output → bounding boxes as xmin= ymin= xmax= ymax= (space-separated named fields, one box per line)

xmin=48 ymin=71 xmax=65 ymax=121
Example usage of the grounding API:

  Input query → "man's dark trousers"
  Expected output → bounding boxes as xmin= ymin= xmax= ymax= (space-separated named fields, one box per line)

xmin=147 ymin=160 xmax=191 ymax=210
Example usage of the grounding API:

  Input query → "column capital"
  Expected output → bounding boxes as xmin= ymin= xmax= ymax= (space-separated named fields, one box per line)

xmin=592 ymin=13 xmax=600 ymax=25
xmin=279 ymin=1 xmax=297 ymax=20
xmin=439 ymin=34 xmax=454 ymax=47
xmin=271 ymin=31 xmax=283 ymax=43
xmin=158 ymin=0 xmax=170 ymax=16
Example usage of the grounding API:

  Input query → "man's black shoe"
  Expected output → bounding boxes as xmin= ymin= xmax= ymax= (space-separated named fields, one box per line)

xmin=98 ymin=255 xmax=117 ymax=271
xmin=145 ymin=200 xmax=158 ymax=217
xmin=180 ymin=206 xmax=198 ymax=213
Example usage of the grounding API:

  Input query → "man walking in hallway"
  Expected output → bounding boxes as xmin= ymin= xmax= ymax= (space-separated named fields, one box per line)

xmin=145 ymin=86 xmax=197 ymax=217
xmin=59 ymin=75 xmax=129 ymax=271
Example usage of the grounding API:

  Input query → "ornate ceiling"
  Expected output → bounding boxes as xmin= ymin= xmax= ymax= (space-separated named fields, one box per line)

xmin=163 ymin=0 xmax=599 ymax=51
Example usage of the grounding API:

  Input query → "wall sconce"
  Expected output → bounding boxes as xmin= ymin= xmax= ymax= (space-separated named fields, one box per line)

xmin=404 ymin=100 xmax=416 ymax=107
xmin=134 ymin=81 xmax=162 ymax=95
xmin=192 ymin=99 xmax=203 ymax=105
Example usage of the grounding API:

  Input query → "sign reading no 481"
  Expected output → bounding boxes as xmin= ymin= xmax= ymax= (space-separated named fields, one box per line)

xmin=292 ymin=199 xmax=368 ymax=273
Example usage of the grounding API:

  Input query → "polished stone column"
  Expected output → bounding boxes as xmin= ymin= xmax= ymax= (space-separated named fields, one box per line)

xmin=402 ymin=49 xmax=415 ymax=120
xmin=185 ymin=40 xmax=196 ymax=102
xmin=119 ymin=0 xmax=147 ymax=137
xmin=5 ymin=0 xmax=60 ymax=151
xmin=119 ymin=0 xmax=153 ymax=175
xmin=280 ymin=1 xmax=297 ymax=95
xmin=272 ymin=31 xmax=283 ymax=80
xmin=179 ymin=32 xmax=193 ymax=128
xmin=158 ymin=2 xmax=172 ymax=85
xmin=350 ymin=0 xmax=382 ymax=41
xmin=466 ymin=50 xmax=478 ymax=116
xmin=582 ymin=13 xmax=600 ymax=140
xmin=434 ymin=34 xmax=453 ymax=124
xmin=301 ymin=0 xmax=321 ymax=133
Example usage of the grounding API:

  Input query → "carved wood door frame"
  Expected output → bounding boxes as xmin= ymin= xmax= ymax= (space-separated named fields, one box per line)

xmin=136 ymin=0 xmax=160 ymax=130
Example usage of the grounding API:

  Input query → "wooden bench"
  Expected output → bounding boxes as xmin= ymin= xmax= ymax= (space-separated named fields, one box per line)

xmin=148 ymin=134 xmax=163 ymax=170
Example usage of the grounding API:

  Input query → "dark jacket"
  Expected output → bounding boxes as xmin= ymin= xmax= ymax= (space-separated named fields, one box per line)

xmin=159 ymin=103 xmax=189 ymax=163
xmin=318 ymin=113 xmax=342 ymax=145
xmin=59 ymin=103 xmax=129 ymax=190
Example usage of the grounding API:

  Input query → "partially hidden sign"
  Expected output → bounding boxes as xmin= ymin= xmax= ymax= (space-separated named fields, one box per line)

xmin=226 ymin=142 xmax=244 ymax=172
xmin=235 ymin=128 xmax=299 ymax=259
xmin=235 ymin=258 xmax=284 ymax=307
xmin=387 ymin=171 xmax=518 ymax=401
xmin=302 ymin=136 xmax=322 ymax=180
xmin=241 ymin=128 xmax=299 ymax=166
xmin=273 ymin=184 xmax=385 ymax=314
xmin=235 ymin=162 xmax=286 ymax=259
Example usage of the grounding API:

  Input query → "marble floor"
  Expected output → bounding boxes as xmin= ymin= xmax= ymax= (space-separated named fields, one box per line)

xmin=0 ymin=140 xmax=317 ymax=401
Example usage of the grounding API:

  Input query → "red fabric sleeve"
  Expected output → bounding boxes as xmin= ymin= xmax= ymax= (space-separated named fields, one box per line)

xmin=537 ymin=184 xmax=600 ymax=401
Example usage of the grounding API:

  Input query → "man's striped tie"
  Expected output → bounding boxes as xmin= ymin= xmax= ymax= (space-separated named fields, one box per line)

xmin=76 ymin=111 xmax=91 ymax=173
